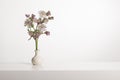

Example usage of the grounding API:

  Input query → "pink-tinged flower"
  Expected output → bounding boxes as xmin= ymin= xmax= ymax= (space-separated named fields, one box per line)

xmin=31 ymin=14 xmax=35 ymax=19
xmin=40 ymin=28 xmax=46 ymax=32
xmin=33 ymin=31 xmax=41 ymax=39
xmin=24 ymin=19 xmax=32 ymax=27
xmin=46 ymin=11 xmax=51 ymax=16
xmin=37 ymin=24 xmax=46 ymax=30
xmin=37 ymin=24 xmax=46 ymax=33
xmin=45 ymin=31 xmax=50 ymax=36
xmin=33 ymin=18 xmax=38 ymax=23
xmin=39 ymin=10 xmax=46 ymax=18
xmin=43 ymin=18 xmax=49 ymax=24
xmin=28 ymin=31 xmax=34 ymax=37
xmin=25 ymin=14 xmax=30 ymax=17
xmin=37 ymin=18 xmax=41 ymax=24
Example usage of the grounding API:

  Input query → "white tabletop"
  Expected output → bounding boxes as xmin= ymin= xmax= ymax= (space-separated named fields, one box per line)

xmin=0 ymin=62 xmax=120 ymax=71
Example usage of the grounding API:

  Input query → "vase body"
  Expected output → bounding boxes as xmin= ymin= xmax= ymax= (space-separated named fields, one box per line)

xmin=32 ymin=50 xmax=41 ymax=65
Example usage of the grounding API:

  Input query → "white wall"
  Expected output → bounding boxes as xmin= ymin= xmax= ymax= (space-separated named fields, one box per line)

xmin=0 ymin=0 xmax=120 ymax=64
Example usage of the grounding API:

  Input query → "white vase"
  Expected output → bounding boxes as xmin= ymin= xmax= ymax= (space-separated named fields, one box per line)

xmin=31 ymin=50 xmax=41 ymax=65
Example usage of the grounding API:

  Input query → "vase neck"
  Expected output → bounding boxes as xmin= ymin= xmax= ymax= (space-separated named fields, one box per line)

xmin=35 ymin=50 xmax=39 ymax=56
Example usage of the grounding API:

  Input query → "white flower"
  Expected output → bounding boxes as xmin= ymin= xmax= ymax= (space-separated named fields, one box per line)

xmin=39 ymin=10 xmax=46 ymax=18
xmin=37 ymin=24 xmax=46 ymax=28
xmin=37 ymin=24 xmax=46 ymax=32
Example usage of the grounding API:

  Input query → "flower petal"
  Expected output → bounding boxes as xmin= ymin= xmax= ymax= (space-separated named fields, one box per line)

xmin=39 ymin=10 xmax=46 ymax=18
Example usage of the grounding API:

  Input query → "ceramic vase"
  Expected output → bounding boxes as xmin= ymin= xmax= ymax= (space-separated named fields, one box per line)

xmin=31 ymin=50 xmax=41 ymax=65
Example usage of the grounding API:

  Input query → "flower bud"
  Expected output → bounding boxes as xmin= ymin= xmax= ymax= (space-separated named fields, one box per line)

xmin=48 ymin=16 xmax=54 ymax=20
xmin=46 ymin=11 xmax=51 ymax=16
xmin=45 ymin=31 xmax=50 ymax=36
xmin=25 ymin=14 xmax=30 ymax=17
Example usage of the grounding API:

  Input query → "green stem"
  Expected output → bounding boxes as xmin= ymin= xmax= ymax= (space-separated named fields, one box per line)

xmin=32 ymin=27 xmax=36 ymax=31
xmin=31 ymin=24 xmax=36 ymax=31
xmin=35 ymin=38 xmax=38 ymax=50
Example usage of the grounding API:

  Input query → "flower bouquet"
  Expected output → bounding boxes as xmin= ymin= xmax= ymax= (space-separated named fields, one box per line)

xmin=24 ymin=10 xmax=54 ymax=65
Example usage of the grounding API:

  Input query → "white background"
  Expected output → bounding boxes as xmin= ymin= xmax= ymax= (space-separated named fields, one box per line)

xmin=0 ymin=0 xmax=120 ymax=65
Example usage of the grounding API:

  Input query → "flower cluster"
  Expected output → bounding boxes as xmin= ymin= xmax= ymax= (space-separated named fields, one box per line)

xmin=24 ymin=10 xmax=54 ymax=40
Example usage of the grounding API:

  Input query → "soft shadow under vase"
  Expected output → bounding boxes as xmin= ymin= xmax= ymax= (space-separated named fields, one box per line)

xmin=32 ymin=50 xmax=41 ymax=65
